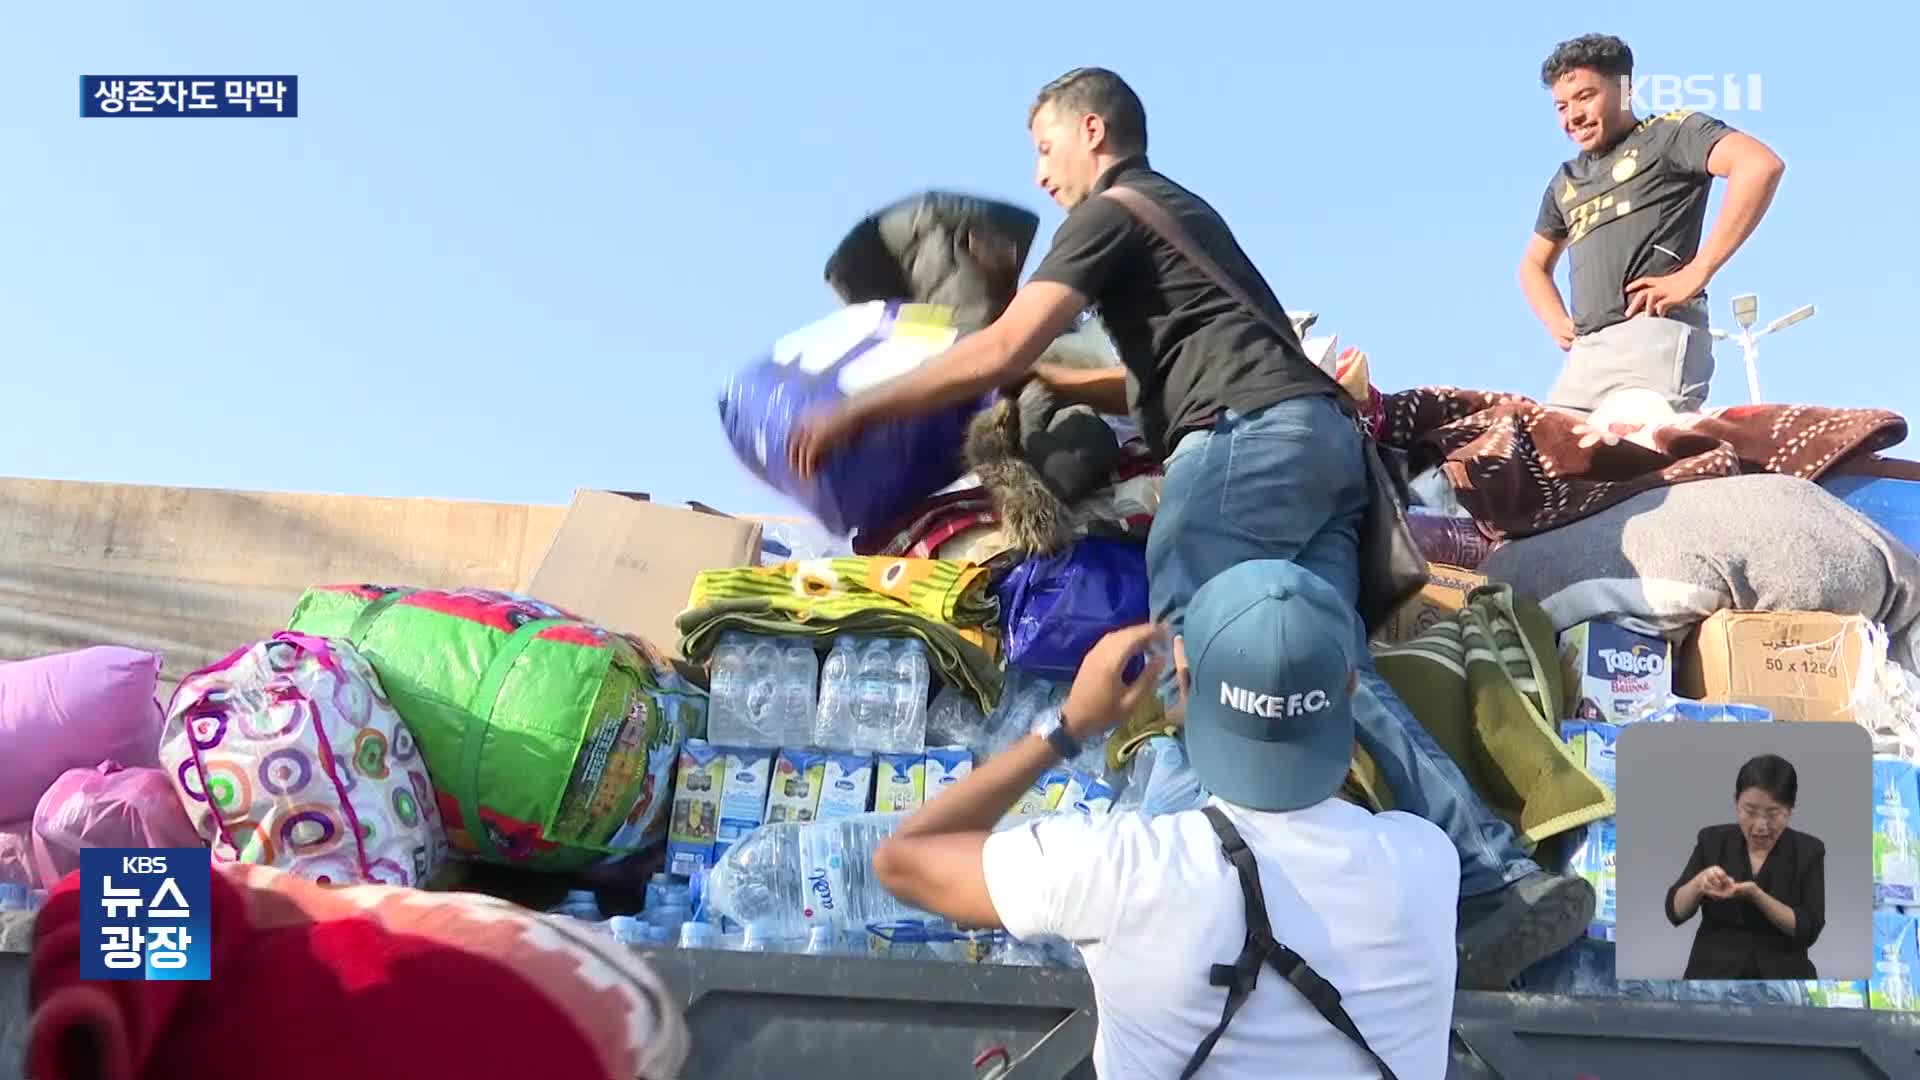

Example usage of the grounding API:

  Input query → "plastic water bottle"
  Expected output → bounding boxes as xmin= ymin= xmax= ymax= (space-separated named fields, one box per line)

xmin=780 ymin=638 xmax=820 ymax=746
xmin=644 ymin=873 xmax=673 ymax=913
xmin=705 ymin=632 xmax=750 ymax=746
xmin=804 ymin=925 xmax=839 ymax=955
xmin=745 ymin=636 xmax=785 ymax=743
xmin=1880 ymin=779 xmax=1915 ymax=885
xmin=0 ymin=884 xmax=26 ymax=912
xmin=1880 ymin=943 xmax=1913 ymax=1010
xmin=703 ymin=812 xmax=930 ymax=938
xmin=852 ymin=639 xmax=897 ymax=752
xmin=680 ymin=921 xmax=719 ymax=949
xmin=815 ymin=637 xmax=857 ymax=750
xmin=891 ymin=639 xmax=930 ymax=753
xmin=549 ymin=889 xmax=600 ymax=922
xmin=926 ymin=686 xmax=990 ymax=752
xmin=607 ymin=915 xmax=648 ymax=946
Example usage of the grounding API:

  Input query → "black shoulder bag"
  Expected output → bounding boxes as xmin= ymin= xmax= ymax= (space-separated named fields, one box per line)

xmin=1180 ymin=806 xmax=1401 ymax=1080
xmin=1099 ymin=185 xmax=1429 ymax=634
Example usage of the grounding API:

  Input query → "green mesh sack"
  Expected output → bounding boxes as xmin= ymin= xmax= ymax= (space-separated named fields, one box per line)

xmin=287 ymin=584 xmax=702 ymax=872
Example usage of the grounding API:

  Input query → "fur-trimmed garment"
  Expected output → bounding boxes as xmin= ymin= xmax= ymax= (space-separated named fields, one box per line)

xmin=964 ymin=319 xmax=1133 ymax=555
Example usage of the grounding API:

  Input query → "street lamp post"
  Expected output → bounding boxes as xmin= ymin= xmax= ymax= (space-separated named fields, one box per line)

xmin=1708 ymin=292 xmax=1816 ymax=404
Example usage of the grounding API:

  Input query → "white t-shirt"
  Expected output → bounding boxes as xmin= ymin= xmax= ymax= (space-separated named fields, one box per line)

xmin=981 ymin=796 xmax=1459 ymax=1079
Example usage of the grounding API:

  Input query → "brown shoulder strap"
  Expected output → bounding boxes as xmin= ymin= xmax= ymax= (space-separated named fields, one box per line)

xmin=1100 ymin=185 xmax=1354 ymax=415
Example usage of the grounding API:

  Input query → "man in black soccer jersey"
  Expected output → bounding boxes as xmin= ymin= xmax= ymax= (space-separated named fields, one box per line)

xmin=1520 ymin=33 xmax=1786 ymax=414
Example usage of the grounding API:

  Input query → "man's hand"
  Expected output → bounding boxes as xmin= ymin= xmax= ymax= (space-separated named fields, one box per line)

xmin=1625 ymin=262 xmax=1711 ymax=318
xmin=1549 ymin=313 xmax=1577 ymax=351
xmin=1060 ymin=624 xmax=1169 ymax=741
xmin=787 ymin=406 xmax=863 ymax=482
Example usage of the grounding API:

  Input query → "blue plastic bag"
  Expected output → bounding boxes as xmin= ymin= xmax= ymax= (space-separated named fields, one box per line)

xmin=996 ymin=538 xmax=1150 ymax=680
xmin=718 ymin=301 xmax=990 ymax=537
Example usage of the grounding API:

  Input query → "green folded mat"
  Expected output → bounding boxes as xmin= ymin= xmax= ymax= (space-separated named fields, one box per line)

xmin=288 ymin=584 xmax=702 ymax=872
xmin=1372 ymin=582 xmax=1615 ymax=846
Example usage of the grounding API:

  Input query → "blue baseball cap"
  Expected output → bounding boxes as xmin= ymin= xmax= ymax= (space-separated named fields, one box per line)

xmin=1181 ymin=560 xmax=1362 ymax=813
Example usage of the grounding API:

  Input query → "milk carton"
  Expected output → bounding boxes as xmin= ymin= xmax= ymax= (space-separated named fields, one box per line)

xmin=713 ymin=746 xmax=774 ymax=861
xmin=666 ymin=740 xmax=726 ymax=876
xmin=924 ymin=746 xmax=974 ymax=802
xmin=1806 ymin=981 xmax=1869 ymax=1008
xmin=1870 ymin=908 xmax=1920 ymax=1011
xmin=1559 ymin=621 xmax=1672 ymax=723
xmin=1063 ymin=770 xmax=1117 ymax=816
xmin=1637 ymin=699 xmax=1773 ymax=725
xmin=1567 ymin=818 xmax=1617 ymax=941
xmin=874 ymin=752 xmax=926 ymax=812
xmin=1873 ymin=757 xmax=1920 ymax=905
xmin=815 ymin=752 xmax=875 ymax=820
xmin=764 ymin=748 xmax=828 ymax=824
xmin=1561 ymin=721 xmax=1619 ymax=792
xmin=1011 ymin=768 xmax=1071 ymax=817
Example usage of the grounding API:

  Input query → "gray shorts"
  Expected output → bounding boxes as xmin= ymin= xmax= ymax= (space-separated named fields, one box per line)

xmin=1545 ymin=307 xmax=1715 ymax=413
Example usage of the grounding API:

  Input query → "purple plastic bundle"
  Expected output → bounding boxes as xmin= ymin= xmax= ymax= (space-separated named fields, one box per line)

xmin=718 ymin=300 xmax=993 ymax=537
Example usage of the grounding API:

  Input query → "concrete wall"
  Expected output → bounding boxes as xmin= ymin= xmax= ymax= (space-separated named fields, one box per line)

xmin=0 ymin=477 xmax=568 ymax=703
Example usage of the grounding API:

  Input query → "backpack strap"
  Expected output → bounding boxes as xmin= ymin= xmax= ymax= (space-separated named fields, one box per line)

xmin=1179 ymin=806 xmax=1402 ymax=1080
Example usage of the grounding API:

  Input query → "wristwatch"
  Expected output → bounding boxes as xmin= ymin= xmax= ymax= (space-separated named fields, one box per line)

xmin=1036 ymin=708 xmax=1082 ymax=762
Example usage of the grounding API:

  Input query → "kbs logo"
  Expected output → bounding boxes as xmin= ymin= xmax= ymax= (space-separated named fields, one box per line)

xmin=1618 ymin=73 xmax=1764 ymax=114
xmin=1597 ymin=647 xmax=1666 ymax=678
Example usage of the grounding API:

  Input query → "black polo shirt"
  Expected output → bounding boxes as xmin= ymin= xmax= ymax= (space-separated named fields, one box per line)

xmin=1027 ymin=156 xmax=1335 ymax=458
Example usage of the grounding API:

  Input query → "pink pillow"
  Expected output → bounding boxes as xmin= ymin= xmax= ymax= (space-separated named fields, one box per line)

xmin=0 ymin=646 xmax=165 ymax=819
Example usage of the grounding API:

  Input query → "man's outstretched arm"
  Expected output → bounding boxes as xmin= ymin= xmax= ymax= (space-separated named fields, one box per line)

xmin=789 ymin=281 xmax=1088 ymax=479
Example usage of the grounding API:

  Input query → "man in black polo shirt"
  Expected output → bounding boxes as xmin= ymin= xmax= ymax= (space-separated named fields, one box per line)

xmin=791 ymin=67 xmax=1594 ymax=988
xmin=1521 ymin=34 xmax=1785 ymax=413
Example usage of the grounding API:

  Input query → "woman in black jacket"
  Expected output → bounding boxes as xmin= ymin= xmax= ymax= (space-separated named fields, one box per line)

xmin=1665 ymin=753 xmax=1826 ymax=979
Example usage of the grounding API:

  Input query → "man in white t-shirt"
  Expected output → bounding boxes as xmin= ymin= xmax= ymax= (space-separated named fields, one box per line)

xmin=871 ymin=559 xmax=1459 ymax=1079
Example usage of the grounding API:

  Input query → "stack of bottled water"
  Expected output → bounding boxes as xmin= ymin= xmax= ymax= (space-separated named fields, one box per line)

xmin=985 ymin=668 xmax=1113 ymax=777
xmin=815 ymin=636 xmax=930 ymax=753
xmin=707 ymin=631 xmax=820 ymax=748
xmin=698 ymin=809 xmax=1077 ymax=965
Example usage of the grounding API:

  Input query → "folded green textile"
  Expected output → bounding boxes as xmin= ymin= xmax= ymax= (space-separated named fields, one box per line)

xmin=1373 ymin=583 xmax=1615 ymax=846
xmin=677 ymin=598 xmax=1004 ymax=712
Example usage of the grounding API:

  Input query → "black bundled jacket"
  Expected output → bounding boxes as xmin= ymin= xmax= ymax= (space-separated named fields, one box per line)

xmin=822 ymin=191 xmax=1125 ymax=555
xmin=823 ymin=191 xmax=1040 ymax=333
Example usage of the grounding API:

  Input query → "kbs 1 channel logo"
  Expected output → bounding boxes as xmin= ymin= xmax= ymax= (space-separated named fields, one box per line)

xmin=79 ymin=848 xmax=212 ymax=981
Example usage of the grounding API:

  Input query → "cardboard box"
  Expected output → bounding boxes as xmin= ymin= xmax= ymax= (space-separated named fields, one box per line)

xmin=1375 ymin=564 xmax=1488 ymax=644
xmin=1675 ymin=610 xmax=1872 ymax=724
xmin=522 ymin=490 xmax=763 ymax=656
xmin=1558 ymin=621 xmax=1672 ymax=723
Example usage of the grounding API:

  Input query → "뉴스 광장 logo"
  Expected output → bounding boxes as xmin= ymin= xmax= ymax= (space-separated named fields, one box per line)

xmin=79 ymin=847 xmax=212 ymax=982
xmin=1220 ymin=684 xmax=1331 ymax=719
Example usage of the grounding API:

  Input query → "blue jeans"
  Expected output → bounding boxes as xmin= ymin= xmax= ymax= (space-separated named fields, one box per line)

xmin=1145 ymin=394 xmax=1537 ymax=898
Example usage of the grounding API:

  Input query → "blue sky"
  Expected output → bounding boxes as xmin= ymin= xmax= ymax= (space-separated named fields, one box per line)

xmin=3 ymin=3 xmax=1912 ymax=520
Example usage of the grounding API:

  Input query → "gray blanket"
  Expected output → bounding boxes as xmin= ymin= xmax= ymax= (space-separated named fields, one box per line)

xmin=1479 ymin=473 xmax=1920 ymax=669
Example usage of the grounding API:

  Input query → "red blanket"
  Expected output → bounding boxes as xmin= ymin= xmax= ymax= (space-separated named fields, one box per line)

xmin=1378 ymin=387 xmax=1908 ymax=539
xmin=25 ymin=862 xmax=689 ymax=1080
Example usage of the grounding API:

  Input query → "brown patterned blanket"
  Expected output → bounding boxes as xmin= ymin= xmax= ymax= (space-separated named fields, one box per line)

xmin=1377 ymin=387 xmax=1908 ymax=539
